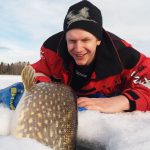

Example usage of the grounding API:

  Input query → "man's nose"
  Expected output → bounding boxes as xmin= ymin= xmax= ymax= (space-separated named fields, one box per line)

xmin=74 ymin=41 xmax=82 ymax=52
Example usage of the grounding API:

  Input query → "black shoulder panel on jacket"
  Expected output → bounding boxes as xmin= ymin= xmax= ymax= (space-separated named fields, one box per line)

xmin=108 ymin=32 xmax=140 ymax=69
xmin=43 ymin=31 xmax=64 ymax=52
xmin=43 ymin=31 xmax=72 ymax=70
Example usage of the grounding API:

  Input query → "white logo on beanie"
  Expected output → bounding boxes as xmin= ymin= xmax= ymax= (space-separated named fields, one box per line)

xmin=66 ymin=7 xmax=97 ymax=28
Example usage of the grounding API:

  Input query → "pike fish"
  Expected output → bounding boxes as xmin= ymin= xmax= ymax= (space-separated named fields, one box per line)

xmin=11 ymin=66 xmax=77 ymax=150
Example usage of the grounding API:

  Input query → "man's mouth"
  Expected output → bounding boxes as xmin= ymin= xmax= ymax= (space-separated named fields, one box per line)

xmin=75 ymin=53 xmax=86 ymax=59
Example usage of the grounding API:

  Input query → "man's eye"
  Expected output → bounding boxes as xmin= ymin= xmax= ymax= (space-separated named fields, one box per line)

xmin=82 ymin=39 xmax=90 ymax=42
xmin=69 ymin=40 xmax=76 ymax=43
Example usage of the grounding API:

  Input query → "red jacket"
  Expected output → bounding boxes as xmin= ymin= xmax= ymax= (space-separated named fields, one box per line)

xmin=32 ymin=29 xmax=150 ymax=111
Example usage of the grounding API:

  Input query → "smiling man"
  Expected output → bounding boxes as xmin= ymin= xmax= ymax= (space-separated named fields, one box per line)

xmin=31 ymin=0 xmax=150 ymax=113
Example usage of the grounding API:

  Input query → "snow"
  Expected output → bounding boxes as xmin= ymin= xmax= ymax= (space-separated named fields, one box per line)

xmin=0 ymin=75 xmax=150 ymax=150
xmin=78 ymin=111 xmax=150 ymax=150
xmin=0 ymin=75 xmax=21 ymax=89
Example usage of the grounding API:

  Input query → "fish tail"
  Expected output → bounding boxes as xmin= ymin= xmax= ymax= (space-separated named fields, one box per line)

xmin=21 ymin=65 xmax=35 ymax=91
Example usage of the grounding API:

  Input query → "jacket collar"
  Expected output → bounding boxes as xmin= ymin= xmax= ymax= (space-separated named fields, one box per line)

xmin=58 ymin=29 xmax=123 ymax=80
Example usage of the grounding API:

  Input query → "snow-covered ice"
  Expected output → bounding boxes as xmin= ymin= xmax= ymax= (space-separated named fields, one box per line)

xmin=0 ymin=75 xmax=21 ymax=89
xmin=0 ymin=75 xmax=150 ymax=150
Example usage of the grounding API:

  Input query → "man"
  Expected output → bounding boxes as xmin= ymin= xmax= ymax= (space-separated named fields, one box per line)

xmin=3 ymin=0 xmax=149 ymax=112
xmin=30 ymin=0 xmax=150 ymax=113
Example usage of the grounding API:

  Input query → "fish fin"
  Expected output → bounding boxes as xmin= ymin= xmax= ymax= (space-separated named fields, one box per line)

xmin=21 ymin=65 xmax=35 ymax=91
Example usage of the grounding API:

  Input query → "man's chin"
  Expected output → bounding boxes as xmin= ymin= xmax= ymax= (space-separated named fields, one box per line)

xmin=75 ymin=61 xmax=86 ymax=66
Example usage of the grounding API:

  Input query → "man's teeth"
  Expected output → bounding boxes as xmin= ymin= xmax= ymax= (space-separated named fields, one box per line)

xmin=76 ymin=54 xmax=85 ymax=57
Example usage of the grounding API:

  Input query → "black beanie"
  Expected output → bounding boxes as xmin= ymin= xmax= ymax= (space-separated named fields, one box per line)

xmin=63 ymin=0 xmax=103 ymax=40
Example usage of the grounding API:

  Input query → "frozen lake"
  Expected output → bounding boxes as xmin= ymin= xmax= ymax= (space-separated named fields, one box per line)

xmin=0 ymin=75 xmax=21 ymax=89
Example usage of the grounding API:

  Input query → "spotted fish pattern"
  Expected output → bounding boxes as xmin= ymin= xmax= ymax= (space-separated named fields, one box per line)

xmin=11 ymin=66 xmax=77 ymax=150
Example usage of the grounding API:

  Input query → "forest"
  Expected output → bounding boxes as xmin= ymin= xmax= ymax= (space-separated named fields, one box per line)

xmin=0 ymin=62 xmax=29 ymax=75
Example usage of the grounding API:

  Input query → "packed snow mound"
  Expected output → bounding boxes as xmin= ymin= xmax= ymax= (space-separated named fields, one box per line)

xmin=0 ymin=136 xmax=51 ymax=150
xmin=77 ymin=110 xmax=150 ymax=150
xmin=0 ymin=104 xmax=13 ymax=135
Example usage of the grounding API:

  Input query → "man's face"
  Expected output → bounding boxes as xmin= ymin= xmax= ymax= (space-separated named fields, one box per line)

xmin=66 ymin=29 xmax=101 ymax=66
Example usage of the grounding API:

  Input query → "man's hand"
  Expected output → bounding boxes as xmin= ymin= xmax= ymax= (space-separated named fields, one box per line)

xmin=77 ymin=95 xmax=130 ymax=113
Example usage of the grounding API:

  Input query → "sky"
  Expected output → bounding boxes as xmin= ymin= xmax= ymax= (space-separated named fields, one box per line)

xmin=0 ymin=0 xmax=150 ymax=63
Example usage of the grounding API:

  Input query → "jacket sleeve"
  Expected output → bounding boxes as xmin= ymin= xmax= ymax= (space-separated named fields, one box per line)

xmin=121 ymin=54 xmax=150 ymax=111
xmin=31 ymin=46 xmax=63 ymax=83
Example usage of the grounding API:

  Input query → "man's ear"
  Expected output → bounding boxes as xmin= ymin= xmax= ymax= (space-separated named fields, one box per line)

xmin=97 ymin=40 xmax=101 ymax=46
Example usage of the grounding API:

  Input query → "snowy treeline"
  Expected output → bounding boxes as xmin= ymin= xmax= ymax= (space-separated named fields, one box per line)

xmin=0 ymin=62 xmax=29 ymax=75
